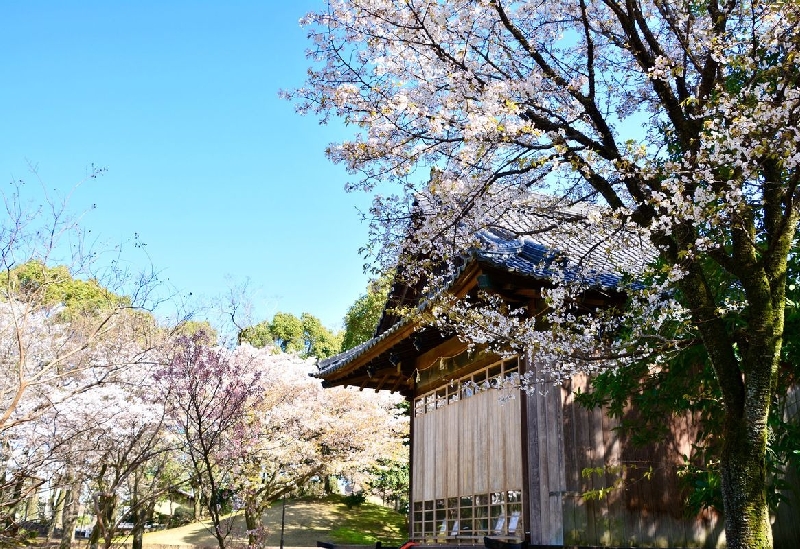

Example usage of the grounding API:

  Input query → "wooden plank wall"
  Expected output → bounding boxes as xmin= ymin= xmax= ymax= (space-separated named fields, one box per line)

xmin=412 ymin=389 xmax=523 ymax=503
xmin=553 ymin=378 xmax=800 ymax=548
xmin=526 ymin=361 xmax=727 ymax=548
xmin=772 ymin=384 xmax=800 ymax=549
xmin=414 ymin=363 xmax=798 ymax=548
xmin=524 ymin=374 xmax=566 ymax=545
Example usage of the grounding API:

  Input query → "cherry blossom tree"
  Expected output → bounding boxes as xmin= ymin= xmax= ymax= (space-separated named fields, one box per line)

xmin=159 ymin=338 xmax=407 ymax=548
xmin=290 ymin=1 xmax=800 ymax=547
xmin=0 ymin=307 xmax=168 ymax=547
xmin=0 ymin=176 xmax=168 ymax=545
xmin=157 ymin=334 xmax=265 ymax=549
xmin=1 ymin=174 xmax=163 ymax=437
xmin=65 ymin=366 xmax=171 ymax=549
xmin=229 ymin=346 xmax=406 ymax=545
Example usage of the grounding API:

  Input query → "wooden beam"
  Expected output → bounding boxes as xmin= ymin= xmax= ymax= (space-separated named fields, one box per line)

xmin=415 ymin=337 xmax=469 ymax=373
xmin=390 ymin=375 xmax=405 ymax=393
xmin=515 ymin=288 xmax=542 ymax=298
xmin=450 ymin=262 xmax=483 ymax=298
xmin=375 ymin=372 xmax=391 ymax=392
xmin=325 ymin=321 xmax=417 ymax=383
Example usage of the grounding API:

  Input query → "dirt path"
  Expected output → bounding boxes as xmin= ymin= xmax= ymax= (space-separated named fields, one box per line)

xmin=140 ymin=500 xmax=363 ymax=548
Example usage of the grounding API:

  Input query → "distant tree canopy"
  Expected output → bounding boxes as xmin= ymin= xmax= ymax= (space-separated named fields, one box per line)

xmin=238 ymin=312 xmax=342 ymax=359
xmin=173 ymin=320 xmax=219 ymax=346
xmin=237 ymin=274 xmax=392 ymax=361
xmin=4 ymin=261 xmax=131 ymax=318
xmin=341 ymin=274 xmax=392 ymax=351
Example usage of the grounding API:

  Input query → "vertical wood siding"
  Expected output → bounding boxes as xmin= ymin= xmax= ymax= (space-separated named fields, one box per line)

xmin=772 ymin=385 xmax=800 ymax=549
xmin=412 ymin=389 xmax=522 ymax=504
xmin=524 ymin=362 xmax=566 ymax=545
xmin=526 ymin=364 xmax=726 ymax=548
xmin=413 ymin=353 xmax=797 ymax=547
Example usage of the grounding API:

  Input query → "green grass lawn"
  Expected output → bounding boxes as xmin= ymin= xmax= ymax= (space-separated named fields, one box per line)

xmin=140 ymin=496 xmax=407 ymax=548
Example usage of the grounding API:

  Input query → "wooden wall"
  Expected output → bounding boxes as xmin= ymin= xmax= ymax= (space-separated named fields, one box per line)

xmin=412 ymin=389 xmax=523 ymax=503
xmin=772 ymin=384 xmax=800 ymax=549
xmin=524 ymin=360 xmax=725 ymax=548
xmin=523 ymin=371 xmax=565 ymax=545
xmin=412 ymin=353 xmax=799 ymax=548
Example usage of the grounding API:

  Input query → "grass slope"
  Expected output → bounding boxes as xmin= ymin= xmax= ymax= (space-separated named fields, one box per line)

xmin=141 ymin=497 xmax=407 ymax=548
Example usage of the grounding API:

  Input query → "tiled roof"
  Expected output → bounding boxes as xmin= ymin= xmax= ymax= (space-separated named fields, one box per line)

xmin=316 ymin=316 xmax=413 ymax=377
xmin=475 ymin=224 xmax=647 ymax=289
xmin=316 ymin=204 xmax=651 ymax=378
xmin=316 ymin=220 xmax=651 ymax=377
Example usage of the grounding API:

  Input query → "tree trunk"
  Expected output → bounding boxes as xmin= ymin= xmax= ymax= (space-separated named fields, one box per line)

xmin=59 ymin=476 xmax=80 ymax=549
xmin=676 ymin=264 xmax=782 ymax=548
xmin=244 ymin=505 xmax=260 ymax=547
xmin=11 ymin=477 xmax=24 ymax=519
xmin=88 ymin=492 xmax=116 ymax=549
xmin=717 ymin=334 xmax=778 ymax=549
xmin=720 ymin=413 xmax=772 ymax=549
xmin=101 ymin=494 xmax=117 ymax=549
xmin=131 ymin=469 xmax=145 ymax=549
xmin=47 ymin=487 xmax=64 ymax=541
xmin=207 ymin=497 xmax=227 ymax=549
xmin=132 ymin=520 xmax=145 ymax=549
xmin=191 ymin=478 xmax=203 ymax=521
xmin=203 ymin=483 xmax=227 ymax=549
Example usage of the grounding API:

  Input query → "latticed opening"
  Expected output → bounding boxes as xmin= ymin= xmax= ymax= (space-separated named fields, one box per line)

xmin=411 ymin=491 xmax=523 ymax=543
xmin=413 ymin=357 xmax=519 ymax=416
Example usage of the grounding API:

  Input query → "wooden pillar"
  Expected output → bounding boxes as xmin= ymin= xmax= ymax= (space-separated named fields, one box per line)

xmin=520 ymin=352 xmax=538 ymax=545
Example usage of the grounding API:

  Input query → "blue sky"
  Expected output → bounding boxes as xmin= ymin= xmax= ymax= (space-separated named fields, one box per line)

xmin=0 ymin=1 xmax=374 ymax=330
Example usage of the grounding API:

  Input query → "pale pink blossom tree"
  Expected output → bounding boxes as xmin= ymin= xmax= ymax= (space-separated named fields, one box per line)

xmin=290 ymin=1 xmax=800 ymax=546
xmin=158 ymin=338 xmax=407 ymax=548
xmin=0 ymin=173 xmax=161 ymax=435
xmin=0 ymin=174 xmax=164 ymax=544
xmin=224 ymin=345 xmax=406 ymax=546
xmin=1 ymin=311 xmax=169 ymax=549
xmin=56 ymin=361 xmax=172 ymax=549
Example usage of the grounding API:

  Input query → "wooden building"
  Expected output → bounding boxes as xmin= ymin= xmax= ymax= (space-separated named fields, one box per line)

xmin=316 ymin=226 xmax=798 ymax=548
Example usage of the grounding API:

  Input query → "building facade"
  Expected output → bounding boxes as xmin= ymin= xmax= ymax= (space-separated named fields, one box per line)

xmin=316 ymin=227 xmax=798 ymax=547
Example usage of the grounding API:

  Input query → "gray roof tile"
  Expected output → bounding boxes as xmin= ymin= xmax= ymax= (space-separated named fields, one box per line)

xmin=316 ymin=218 xmax=650 ymax=378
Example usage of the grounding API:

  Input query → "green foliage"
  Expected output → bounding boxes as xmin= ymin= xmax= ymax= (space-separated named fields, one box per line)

xmin=576 ymin=241 xmax=800 ymax=514
xmin=366 ymin=400 xmax=410 ymax=512
xmin=238 ymin=274 xmax=394 ymax=358
xmin=580 ymin=465 xmax=653 ymax=502
xmin=239 ymin=312 xmax=343 ymax=359
xmin=164 ymin=506 xmax=194 ymax=528
xmin=574 ymin=236 xmax=800 ymax=513
xmin=330 ymin=527 xmax=377 ymax=545
xmin=173 ymin=505 xmax=194 ymax=526
xmin=301 ymin=313 xmax=343 ymax=359
xmin=367 ymin=458 xmax=409 ymax=513
xmin=237 ymin=320 xmax=274 ymax=349
xmin=341 ymin=274 xmax=392 ymax=351
xmin=342 ymin=491 xmax=366 ymax=509
xmin=578 ymin=344 xmax=799 ymax=514
xmin=173 ymin=320 xmax=219 ymax=345
xmin=679 ymin=459 xmax=723 ymax=514
xmin=4 ymin=261 xmax=130 ymax=317
xmin=268 ymin=312 xmax=305 ymax=352
xmin=575 ymin=344 xmax=719 ymax=447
